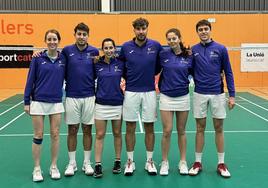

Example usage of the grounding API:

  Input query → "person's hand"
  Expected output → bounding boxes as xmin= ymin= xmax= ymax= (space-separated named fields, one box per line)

xmin=228 ymin=97 xmax=235 ymax=110
xmin=24 ymin=105 xmax=30 ymax=114
xmin=93 ymin=56 xmax=101 ymax=64
xmin=32 ymin=50 xmax=42 ymax=58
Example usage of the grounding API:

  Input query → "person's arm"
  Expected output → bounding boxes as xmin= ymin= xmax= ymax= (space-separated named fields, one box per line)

xmin=155 ymin=43 xmax=164 ymax=75
xmin=222 ymin=47 xmax=235 ymax=109
xmin=24 ymin=58 xmax=37 ymax=114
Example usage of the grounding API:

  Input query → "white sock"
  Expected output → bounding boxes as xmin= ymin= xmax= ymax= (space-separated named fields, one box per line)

xmin=127 ymin=151 xmax=134 ymax=161
xmin=146 ymin=151 xmax=153 ymax=161
xmin=195 ymin=152 xmax=202 ymax=163
xmin=218 ymin=152 xmax=225 ymax=164
xmin=68 ymin=151 xmax=76 ymax=164
xmin=84 ymin=150 xmax=91 ymax=163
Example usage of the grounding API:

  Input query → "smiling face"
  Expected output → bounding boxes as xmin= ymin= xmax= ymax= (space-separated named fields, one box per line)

xmin=102 ymin=41 xmax=115 ymax=59
xmin=196 ymin=25 xmax=211 ymax=43
xmin=166 ymin=32 xmax=181 ymax=50
xmin=74 ymin=29 xmax=88 ymax=47
xmin=45 ymin=32 xmax=59 ymax=51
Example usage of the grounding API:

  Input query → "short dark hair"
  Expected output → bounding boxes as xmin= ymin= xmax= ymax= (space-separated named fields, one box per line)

xmin=196 ymin=19 xmax=211 ymax=32
xmin=101 ymin=38 xmax=116 ymax=49
xmin=44 ymin=29 xmax=61 ymax=41
xmin=74 ymin=22 xmax=89 ymax=34
xmin=132 ymin=17 xmax=149 ymax=28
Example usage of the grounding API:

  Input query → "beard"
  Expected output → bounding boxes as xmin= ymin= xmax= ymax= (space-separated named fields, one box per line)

xmin=136 ymin=34 xmax=146 ymax=42
xmin=76 ymin=40 xmax=87 ymax=47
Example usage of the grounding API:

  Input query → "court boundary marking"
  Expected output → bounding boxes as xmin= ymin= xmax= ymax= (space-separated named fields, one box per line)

xmin=1 ymin=130 xmax=268 ymax=137
xmin=0 ymin=101 xmax=23 ymax=116
xmin=1 ymin=94 xmax=268 ymax=133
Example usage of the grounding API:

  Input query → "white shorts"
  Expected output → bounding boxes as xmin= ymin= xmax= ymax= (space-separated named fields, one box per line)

xmin=30 ymin=101 xmax=64 ymax=115
xmin=193 ymin=92 xmax=226 ymax=119
xmin=64 ymin=96 xmax=95 ymax=125
xmin=123 ymin=91 xmax=157 ymax=122
xmin=159 ymin=93 xmax=190 ymax=111
xmin=95 ymin=104 xmax=122 ymax=120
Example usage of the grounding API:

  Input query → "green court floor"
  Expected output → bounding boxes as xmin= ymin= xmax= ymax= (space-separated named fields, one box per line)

xmin=0 ymin=92 xmax=268 ymax=188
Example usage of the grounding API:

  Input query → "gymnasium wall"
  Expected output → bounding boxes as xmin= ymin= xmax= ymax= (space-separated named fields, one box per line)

xmin=0 ymin=13 xmax=267 ymax=89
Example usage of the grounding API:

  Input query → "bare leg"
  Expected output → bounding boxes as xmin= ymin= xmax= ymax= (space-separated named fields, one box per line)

xmin=160 ymin=110 xmax=173 ymax=161
xmin=82 ymin=124 xmax=92 ymax=151
xmin=32 ymin=115 xmax=45 ymax=167
xmin=94 ymin=120 xmax=107 ymax=163
xmin=125 ymin=122 xmax=136 ymax=152
xmin=175 ymin=111 xmax=189 ymax=161
xmin=144 ymin=122 xmax=155 ymax=152
xmin=49 ymin=113 xmax=61 ymax=167
xmin=112 ymin=119 xmax=122 ymax=159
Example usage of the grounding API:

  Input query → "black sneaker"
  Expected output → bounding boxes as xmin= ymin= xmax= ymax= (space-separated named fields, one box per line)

xmin=113 ymin=160 xmax=121 ymax=174
xmin=93 ymin=164 xmax=103 ymax=178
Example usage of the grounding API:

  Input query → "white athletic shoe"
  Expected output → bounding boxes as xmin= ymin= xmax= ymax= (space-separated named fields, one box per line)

xmin=217 ymin=163 xmax=231 ymax=178
xmin=160 ymin=160 xmax=169 ymax=176
xmin=189 ymin=162 xmax=202 ymax=176
xmin=50 ymin=166 xmax=61 ymax=179
xmin=124 ymin=159 xmax=135 ymax=176
xmin=32 ymin=166 xmax=43 ymax=182
xmin=64 ymin=162 xmax=77 ymax=176
xmin=82 ymin=161 xmax=94 ymax=176
xmin=145 ymin=158 xmax=157 ymax=175
xmin=179 ymin=160 xmax=189 ymax=175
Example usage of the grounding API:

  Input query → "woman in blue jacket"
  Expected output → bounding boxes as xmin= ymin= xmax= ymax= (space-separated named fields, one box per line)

xmin=93 ymin=38 xmax=124 ymax=178
xmin=158 ymin=28 xmax=193 ymax=176
xmin=24 ymin=29 xmax=64 ymax=182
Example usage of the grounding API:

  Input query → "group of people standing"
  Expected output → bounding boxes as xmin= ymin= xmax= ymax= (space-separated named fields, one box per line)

xmin=24 ymin=17 xmax=235 ymax=182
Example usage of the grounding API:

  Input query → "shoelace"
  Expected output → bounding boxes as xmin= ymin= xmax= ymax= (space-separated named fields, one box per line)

xmin=218 ymin=164 xmax=227 ymax=171
xmin=127 ymin=159 xmax=132 ymax=168
xmin=34 ymin=169 xmax=42 ymax=176
xmin=148 ymin=160 xmax=156 ymax=168
xmin=193 ymin=162 xmax=201 ymax=170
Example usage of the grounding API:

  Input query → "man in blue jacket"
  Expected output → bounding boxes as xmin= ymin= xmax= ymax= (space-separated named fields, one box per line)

xmin=189 ymin=19 xmax=235 ymax=178
xmin=120 ymin=17 xmax=163 ymax=176
xmin=62 ymin=23 xmax=99 ymax=177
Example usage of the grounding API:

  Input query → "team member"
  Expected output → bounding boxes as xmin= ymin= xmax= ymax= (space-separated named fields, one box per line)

xmin=158 ymin=28 xmax=192 ymax=176
xmin=62 ymin=23 xmax=99 ymax=176
xmin=120 ymin=17 xmax=163 ymax=176
xmin=93 ymin=38 xmax=124 ymax=178
xmin=24 ymin=29 xmax=64 ymax=182
xmin=189 ymin=19 xmax=235 ymax=178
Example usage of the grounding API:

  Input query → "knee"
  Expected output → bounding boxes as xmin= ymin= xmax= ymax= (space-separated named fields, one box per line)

xmin=68 ymin=126 xmax=78 ymax=136
xmin=82 ymin=126 xmax=92 ymax=135
xmin=196 ymin=125 xmax=205 ymax=134
xmin=177 ymin=128 xmax=186 ymax=136
xmin=163 ymin=130 xmax=172 ymax=138
xmin=50 ymin=130 xmax=59 ymax=141
xmin=215 ymin=126 xmax=223 ymax=134
xmin=34 ymin=131 xmax=43 ymax=139
xmin=113 ymin=130 xmax=122 ymax=138
xmin=96 ymin=132 xmax=105 ymax=140
xmin=126 ymin=126 xmax=135 ymax=134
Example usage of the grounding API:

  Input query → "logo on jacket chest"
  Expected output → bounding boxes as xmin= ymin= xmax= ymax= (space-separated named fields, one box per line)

xmin=147 ymin=47 xmax=156 ymax=54
xmin=209 ymin=51 xmax=219 ymax=58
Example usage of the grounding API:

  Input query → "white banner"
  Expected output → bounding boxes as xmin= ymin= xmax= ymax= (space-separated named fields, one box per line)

xmin=241 ymin=43 xmax=268 ymax=72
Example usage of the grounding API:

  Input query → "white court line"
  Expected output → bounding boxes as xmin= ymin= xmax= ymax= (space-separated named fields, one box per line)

xmin=0 ymin=112 xmax=25 ymax=131
xmin=236 ymin=103 xmax=268 ymax=122
xmin=0 ymin=101 xmax=23 ymax=116
xmin=1 ymin=130 xmax=268 ymax=137
xmin=238 ymin=96 xmax=268 ymax=112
